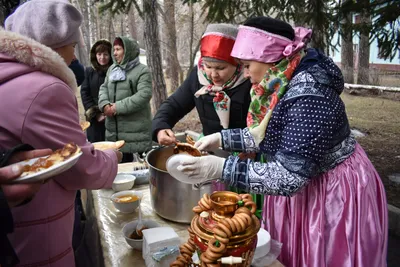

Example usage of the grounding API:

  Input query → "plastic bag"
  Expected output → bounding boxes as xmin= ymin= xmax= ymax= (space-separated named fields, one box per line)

xmin=252 ymin=239 xmax=282 ymax=267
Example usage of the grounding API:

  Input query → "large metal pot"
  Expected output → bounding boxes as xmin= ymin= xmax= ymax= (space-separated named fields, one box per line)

xmin=145 ymin=146 xmax=213 ymax=223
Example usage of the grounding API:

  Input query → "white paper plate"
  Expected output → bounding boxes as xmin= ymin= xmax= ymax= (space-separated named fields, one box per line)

xmin=166 ymin=154 xmax=202 ymax=184
xmin=9 ymin=151 xmax=83 ymax=184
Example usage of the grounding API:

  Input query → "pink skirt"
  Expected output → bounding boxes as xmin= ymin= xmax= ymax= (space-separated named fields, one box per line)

xmin=263 ymin=144 xmax=388 ymax=267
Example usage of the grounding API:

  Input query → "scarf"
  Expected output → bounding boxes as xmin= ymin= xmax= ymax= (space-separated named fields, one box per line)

xmin=195 ymin=58 xmax=247 ymax=129
xmin=247 ymin=51 xmax=304 ymax=145
xmin=109 ymin=57 xmax=140 ymax=82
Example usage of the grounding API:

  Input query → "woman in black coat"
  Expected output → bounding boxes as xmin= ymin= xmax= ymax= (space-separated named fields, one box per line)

xmin=80 ymin=40 xmax=112 ymax=142
xmin=152 ymin=23 xmax=252 ymax=145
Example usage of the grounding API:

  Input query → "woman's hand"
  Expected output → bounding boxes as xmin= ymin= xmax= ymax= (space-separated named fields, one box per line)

xmin=110 ymin=104 xmax=117 ymax=115
xmin=1 ymin=149 xmax=52 ymax=207
xmin=157 ymin=129 xmax=177 ymax=146
xmin=104 ymin=104 xmax=115 ymax=117
xmin=114 ymin=150 xmax=123 ymax=163
xmin=96 ymin=113 xmax=106 ymax=122
xmin=194 ymin=133 xmax=222 ymax=152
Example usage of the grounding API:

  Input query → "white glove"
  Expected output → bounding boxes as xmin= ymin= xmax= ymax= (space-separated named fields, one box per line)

xmin=177 ymin=155 xmax=225 ymax=182
xmin=194 ymin=133 xmax=222 ymax=152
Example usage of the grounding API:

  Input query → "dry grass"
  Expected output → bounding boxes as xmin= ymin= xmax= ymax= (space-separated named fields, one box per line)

xmin=342 ymin=93 xmax=400 ymax=207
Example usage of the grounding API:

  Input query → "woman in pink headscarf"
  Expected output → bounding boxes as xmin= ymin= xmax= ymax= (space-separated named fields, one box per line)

xmin=176 ymin=17 xmax=388 ymax=267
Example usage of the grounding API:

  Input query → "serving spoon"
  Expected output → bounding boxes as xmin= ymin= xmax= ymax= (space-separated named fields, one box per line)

xmin=136 ymin=197 xmax=145 ymax=237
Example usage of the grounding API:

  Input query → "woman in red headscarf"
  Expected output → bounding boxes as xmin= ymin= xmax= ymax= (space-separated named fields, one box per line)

xmin=152 ymin=24 xmax=251 ymax=147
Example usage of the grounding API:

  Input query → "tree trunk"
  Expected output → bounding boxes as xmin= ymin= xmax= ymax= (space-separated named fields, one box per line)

xmin=357 ymin=2 xmax=371 ymax=85
xmin=120 ymin=14 xmax=124 ymax=36
xmin=127 ymin=8 xmax=138 ymax=40
xmin=108 ymin=12 xmax=116 ymax=42
xmin=341 ymin=10 xmax=354 ymax=83
xmin=72 ymin=0 xmax=89 ymax=66
xmin=96 ymin=4 xmax=102 ymax=39
xmin=187 ymin=0 xmax=195 ymax=78
xmin=143 ymin=0 xmax=167 ymax=112
xmin=0 ymin=0 xmax=19 ymax=26
xmin=0 ymin=8 xmax=5 ymax=26
xmin=163 ymin=0 xmax=181 ymax=92
xmin=307 ymin=0 xmax=327 ymax=52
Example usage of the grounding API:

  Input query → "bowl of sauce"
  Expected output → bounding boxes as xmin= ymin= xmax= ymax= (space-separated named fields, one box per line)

xmin=111 ymin=190 xmax=142 ymax=213
xmin=122 ymin=219 xmax=161 ymax=250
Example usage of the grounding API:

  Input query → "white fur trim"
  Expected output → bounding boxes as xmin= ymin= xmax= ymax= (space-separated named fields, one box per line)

xmin=0 ymin=27 xmax=77 ymax=92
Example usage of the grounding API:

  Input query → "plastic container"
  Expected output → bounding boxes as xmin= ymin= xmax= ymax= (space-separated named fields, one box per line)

xmin=112 ymin=174 xmax=136 ymax=191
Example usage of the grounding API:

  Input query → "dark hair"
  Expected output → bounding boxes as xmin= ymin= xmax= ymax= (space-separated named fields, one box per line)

xmin=244 ymin=16 xmax=295 ymax=41
xmin=95 ymin=44 xmax=110 ymax=54
xmin=113 ymin=37 xmax=124 ymax=48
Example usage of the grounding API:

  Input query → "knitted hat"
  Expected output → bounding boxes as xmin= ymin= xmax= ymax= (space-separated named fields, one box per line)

xmin=200 ymin=23 xmax=239 ymax=66
xmin=5 ymin=0 xmax=83 ymax=49
xmin=113 ymin=38 xmax=124 ymax=48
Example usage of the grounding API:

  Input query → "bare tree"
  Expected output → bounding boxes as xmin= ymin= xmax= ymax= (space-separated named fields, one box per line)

xmin=120 ymin=13 xmax=124 ymax=36
xmin=127 ymin=8 xmax=138 ymax=40
xmin=71 ymin=0 xmax=89 ymax=66
xmin=162 ymin=0 xmax=181 ymax=91
xmin=143 ymin=0 xmax=167 ymax=111
xmin=357 ymin=0 xmax=371 ymax=84
xmin=340 ymin=3 xmax=354 ymax=84
xmin=161 ymin=0 xmax=181 ymax=92
xmin=175 ymin=2 xmax=206 ymax=77
xmin=0 ymin=0 xmax=19 ymax=26
xmin=187 ymin=0 xmax=195 ymax=76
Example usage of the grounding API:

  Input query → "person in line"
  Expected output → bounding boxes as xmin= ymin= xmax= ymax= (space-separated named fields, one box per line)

xmin=98 ymin=37 xmax=153 ymax=163
xmin=80 ymin=40 xmax=112 ymax=142
xmin=176 ymin=16 xmax=388 ymax=267
xmin=0 ymin=0 xmax=121 ymax=266
xmin=69 ymin=55 xmax=85 ymax=87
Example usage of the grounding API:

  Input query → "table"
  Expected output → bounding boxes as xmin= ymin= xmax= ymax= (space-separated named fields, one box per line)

xmin=92 ymin=163 xmax=190 ymax=266
xmin=91 ymin=163 xmax=283 ymax=267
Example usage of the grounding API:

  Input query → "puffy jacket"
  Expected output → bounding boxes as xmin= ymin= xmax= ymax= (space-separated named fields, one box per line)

xmin=98 ymin=36 xmax=152 ymax=153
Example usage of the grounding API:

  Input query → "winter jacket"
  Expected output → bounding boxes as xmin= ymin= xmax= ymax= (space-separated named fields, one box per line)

xmin=98 ymin=36 xmax=152 ymax=153
xmin=0 ymin=28 xmax=118 ymax=267
xmin=80 ymin=40 xmax=112 ymax=142
xmin=69 ymin=58 xmax=85 ymax=87
xmin=152 ymin=67 xmax=252 ymax=141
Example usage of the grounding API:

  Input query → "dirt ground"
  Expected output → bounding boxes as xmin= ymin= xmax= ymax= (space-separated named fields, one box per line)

xmin=173 ymin=92 xmax=400 ymax=208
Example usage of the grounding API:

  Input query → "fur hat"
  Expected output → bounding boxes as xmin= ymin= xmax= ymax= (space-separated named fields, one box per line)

xmin=200 ymin=23 xmax=239 ymax=66
xmin=5 ymin=0 xmax=83 ymax=49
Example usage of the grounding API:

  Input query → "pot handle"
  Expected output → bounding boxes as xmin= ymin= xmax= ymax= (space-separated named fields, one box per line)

xmin=192 ymin=180 xmax=214 ymax=190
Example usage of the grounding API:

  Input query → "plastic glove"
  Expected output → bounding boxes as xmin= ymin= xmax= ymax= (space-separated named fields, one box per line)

xmin=177 ymin=155 xmax=225 ymax=182
xmin=194 ymin=133 xmax=222 ymax=152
